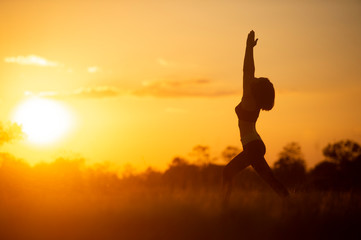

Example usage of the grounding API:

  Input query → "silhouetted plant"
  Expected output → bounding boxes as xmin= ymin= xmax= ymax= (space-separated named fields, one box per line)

xmin=273 ymin=142 xmax=306 ymax=189
xmin=323 ymin=139 xmax=361 ymax=164
xmin=0 ymin=122 xmax=24 ymax=146
xmin=169 ymin=157 xmax=189 ymax=167
xmin=221 ymin=146 xmax=241 ymax=163
xmin=121 ymin=163 xmax=136 ymax=178
xmin=189 ymin=145 xmax=212 ymax=165
xmin=163 ymin=157 xmax=200 ymax=190
xmin=0 ymin=153 xmax=31 ymax=196
xmin=309 ymin=140 xmax=361 ymax=190
xmin=309 ymin=161 xmax=339 ymax=190
xmin=3 ymin=139 xmax=361 ymax=194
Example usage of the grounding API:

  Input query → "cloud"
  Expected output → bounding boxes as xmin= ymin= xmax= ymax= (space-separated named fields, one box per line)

xmin=27 ymin=86 xmax=120 ymax=100
xmin=71 ymin=86 xmax=119 ymax=98
xmin=4 ymin=55 xmax=59 ymax=67
xmin=132 ymin=79 xmax=238 ymax=98
xmin=25 ymin=79 xmax=238 ymax=100
xmin=157 ymin=58 xmax=175 ymax=67
xmin=88 ymin=66 xmax=100 ymax=73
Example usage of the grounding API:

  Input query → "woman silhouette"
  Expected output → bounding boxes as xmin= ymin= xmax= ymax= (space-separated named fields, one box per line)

xmin=223 ymin=31 xmax=289 ymax=205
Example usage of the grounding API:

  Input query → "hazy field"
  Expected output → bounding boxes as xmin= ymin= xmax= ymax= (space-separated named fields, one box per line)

xmin=1 ymin=189 xmax=360 ymax=240
xmin=1 ymin=151 xmax=360 ymax=240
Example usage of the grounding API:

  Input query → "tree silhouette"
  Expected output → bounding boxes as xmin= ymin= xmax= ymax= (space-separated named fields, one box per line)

xmin=0 ymin=122 xmax=23 ymax=146
xmin=221 ymin=146 xmax=241 ymax=163
xmin=163 ymin=156 xmax=200 ymax=190
xmin=189 ymin=145 xmax=211 ymax=165
xmin=273 ymin=142 xmax=306 ymax=189
xmin=323 ymin=140 xmax=361 ymax=164
xmin=169 ymin=156 xmax=189 ymax=167
xmin=309 ymin=161 xmax=339 ymax=190
xmin=310 ymin=140 xmax=361 ymax=190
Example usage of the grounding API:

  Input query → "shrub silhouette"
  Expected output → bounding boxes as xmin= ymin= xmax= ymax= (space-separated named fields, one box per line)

xmin=221 ymin=146 xmax=241 ymax=163
xmin=309 ymin=161 xmax=339 ymax=190
xmin=1 ymin=140 xmax=361 ymax=195
xmin=323 ymin=140 xmax=361 ymax=164
xmin=273 ymin=142 xmax=306 ymax=190
xmin=310 ymin=139 xmax=361 ymax=190
xmin=189 ymin=145 xmax=212 ymax=165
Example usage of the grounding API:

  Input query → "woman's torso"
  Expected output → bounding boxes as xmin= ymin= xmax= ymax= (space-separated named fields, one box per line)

xmin=236 ymin=97 xmax=261 ymax=146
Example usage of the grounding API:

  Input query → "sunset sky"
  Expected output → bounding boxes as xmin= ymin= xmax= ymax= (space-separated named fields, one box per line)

xmin=1 ymin=0 xmax=360 ymax=171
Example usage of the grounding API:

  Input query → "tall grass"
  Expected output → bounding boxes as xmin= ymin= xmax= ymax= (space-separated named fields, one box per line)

xmin=0 ymin=155 xmax=360 ymax=240
xmin=0 ymin=188 xmax=360 ymax=240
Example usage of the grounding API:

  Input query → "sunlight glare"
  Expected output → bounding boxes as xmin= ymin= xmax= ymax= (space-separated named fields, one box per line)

xmin=13 ymin=97 xmax=73 ymax=145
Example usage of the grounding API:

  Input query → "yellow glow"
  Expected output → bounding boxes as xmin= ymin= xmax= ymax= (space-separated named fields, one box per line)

xmin=12 ymin=97 xmax=73 ymax=145
xmin=0 ymin=0 xmax=360 ymax=170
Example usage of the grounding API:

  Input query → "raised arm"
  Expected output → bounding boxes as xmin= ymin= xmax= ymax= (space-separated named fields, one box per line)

xmin=243 ymin=31 xmax=258 ymax=94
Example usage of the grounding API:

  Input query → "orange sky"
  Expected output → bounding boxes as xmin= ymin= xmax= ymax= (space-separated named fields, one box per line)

xmin=1 ymin=0 xmax=361 ymax=171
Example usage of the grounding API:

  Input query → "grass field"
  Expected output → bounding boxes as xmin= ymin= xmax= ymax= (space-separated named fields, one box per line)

xmin=1 ymin=189 xmax=360 ymax=240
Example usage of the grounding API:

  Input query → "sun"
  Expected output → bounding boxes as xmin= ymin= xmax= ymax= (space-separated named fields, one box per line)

xmin=12 ymin=97 xmax=73 ymax=145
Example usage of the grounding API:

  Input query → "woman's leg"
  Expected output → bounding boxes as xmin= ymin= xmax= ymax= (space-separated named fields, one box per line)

xmin=222 ymin=151 xmax=252 ymax=206
xmin=251 ymin=157 xmax=289 ymax=198
xmin=223 ymin=151 xmax=252 ymax=183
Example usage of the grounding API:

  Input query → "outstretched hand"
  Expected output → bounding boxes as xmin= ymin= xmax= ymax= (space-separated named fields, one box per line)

xmin=247 ymin=30 xmax=258 ymax=48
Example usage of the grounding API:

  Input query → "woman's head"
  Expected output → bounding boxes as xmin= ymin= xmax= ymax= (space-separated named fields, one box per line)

xmin=251 ymin=77 xmax=275 ymax=111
